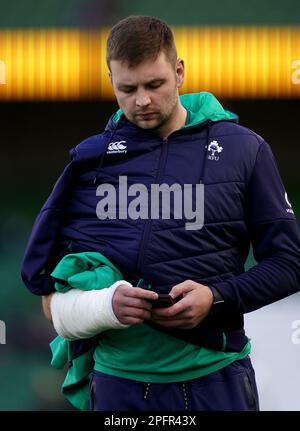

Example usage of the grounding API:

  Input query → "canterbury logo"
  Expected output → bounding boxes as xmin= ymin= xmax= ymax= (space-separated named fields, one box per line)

xmin=107 ymin=141 xmax=127 ymax=154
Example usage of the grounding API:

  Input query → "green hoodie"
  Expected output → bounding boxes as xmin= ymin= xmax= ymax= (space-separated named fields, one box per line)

xmin=50 ymin=251 xmax=123 ymax=411
xmin=112 ymin=91 xmax=238 ymax=127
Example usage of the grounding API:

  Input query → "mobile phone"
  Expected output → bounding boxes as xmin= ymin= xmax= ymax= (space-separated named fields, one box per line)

xmin=149 ymin=293 xmax=182 ymax=308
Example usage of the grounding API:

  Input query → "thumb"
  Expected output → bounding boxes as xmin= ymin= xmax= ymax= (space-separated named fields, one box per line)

xmin=169 ymin=280 xmax=196 ymax=299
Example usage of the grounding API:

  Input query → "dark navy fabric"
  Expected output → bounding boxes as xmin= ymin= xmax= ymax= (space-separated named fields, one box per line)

xmin=89 ymin=356 xmax=259 ymax=411
xmin=21 ymin=112 xmax=300 ymax=352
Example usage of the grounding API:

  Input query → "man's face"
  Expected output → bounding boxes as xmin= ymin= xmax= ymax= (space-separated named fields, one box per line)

xmin=109 ymin=51 xmax=184 ymax=133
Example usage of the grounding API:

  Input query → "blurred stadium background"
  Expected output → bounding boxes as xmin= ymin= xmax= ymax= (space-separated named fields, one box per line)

xmin=0 ymin=0 xmax=299 ymax=410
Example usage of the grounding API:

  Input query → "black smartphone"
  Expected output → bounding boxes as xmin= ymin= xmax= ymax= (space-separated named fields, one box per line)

xmin=149 ymin=293 xmax=182 ymax=308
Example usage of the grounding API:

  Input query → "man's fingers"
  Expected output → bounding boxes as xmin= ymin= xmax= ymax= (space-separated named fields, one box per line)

xmin=120 ymin=306 xmax=152 ymax=320
xmin=169 ymin=280 xmax=201 ymax=298
xmin=123 ymin=287 xmax=159 ymax=301
xmin=120 ymin=316 xmax=145 ymax=325
xmin=151 ymin=300 xmax=187 ymax=317
xmin=123 ymin=297 xmax=153 ymax=311
xmin=113 ymin=285 xmax=158 ymax=325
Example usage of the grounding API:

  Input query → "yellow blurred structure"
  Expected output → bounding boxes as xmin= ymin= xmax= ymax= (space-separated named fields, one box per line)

xmin=0 ymin=59 xmax=5 ymax=85
xmin=0 ymin=26 xmax=300 ymax=100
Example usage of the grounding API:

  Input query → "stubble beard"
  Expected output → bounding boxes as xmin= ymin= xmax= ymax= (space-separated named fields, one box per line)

xmin=134 ymin=95 xmax=179 ymax=133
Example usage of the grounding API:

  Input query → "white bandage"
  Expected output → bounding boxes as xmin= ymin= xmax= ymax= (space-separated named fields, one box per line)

xmin=50 ymin=280 xmax=132 ymax=340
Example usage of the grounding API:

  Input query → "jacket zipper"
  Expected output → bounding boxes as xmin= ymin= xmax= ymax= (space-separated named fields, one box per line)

xmin=136 ymin=137 xmax=169 ymax=275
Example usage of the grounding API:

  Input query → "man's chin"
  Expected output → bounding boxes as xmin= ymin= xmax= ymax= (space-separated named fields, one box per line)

xmin=134 ymin=118 xmax=162 ymax=130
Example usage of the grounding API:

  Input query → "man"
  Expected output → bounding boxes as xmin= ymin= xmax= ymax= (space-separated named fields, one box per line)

xmin=22 ymin=16 xmax=300 ymax=411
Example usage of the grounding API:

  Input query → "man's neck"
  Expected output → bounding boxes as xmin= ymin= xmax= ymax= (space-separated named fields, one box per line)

xmin=157 ymin=103 xmax=187 ymax=139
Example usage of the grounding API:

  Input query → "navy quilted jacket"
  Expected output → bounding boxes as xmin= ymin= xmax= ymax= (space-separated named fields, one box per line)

xmin=21 ymin=92 xmax=300 ymax=352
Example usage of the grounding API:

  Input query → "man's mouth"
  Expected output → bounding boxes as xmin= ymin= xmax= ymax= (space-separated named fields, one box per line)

xmin=136 ymin=112 xmax=157 ymax=120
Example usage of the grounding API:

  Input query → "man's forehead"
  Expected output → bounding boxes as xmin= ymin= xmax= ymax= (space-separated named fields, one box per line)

xmin=110 ymin=54 xmax=173 ymax=85
xmin=114 ymin=72 xmax=167 ymax=86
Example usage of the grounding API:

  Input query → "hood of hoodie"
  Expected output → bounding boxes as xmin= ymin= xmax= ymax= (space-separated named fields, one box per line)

xmin=108 ymin=91 xmax=238 ymax=131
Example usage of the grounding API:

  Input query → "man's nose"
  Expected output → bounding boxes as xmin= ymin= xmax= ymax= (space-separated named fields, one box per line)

xmin=136 ymin=91 xmax=151 ymax=107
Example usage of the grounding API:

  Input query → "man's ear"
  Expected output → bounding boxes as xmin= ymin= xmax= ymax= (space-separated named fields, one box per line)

xmin=109 ymin=71 xmax=113 ymax=85
xmin=176 ymin=58 xmax=184 ymax=89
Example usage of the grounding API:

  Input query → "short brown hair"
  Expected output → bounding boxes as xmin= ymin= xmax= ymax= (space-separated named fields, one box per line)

xmin=106 ymin=16 xmax=177 ymax=69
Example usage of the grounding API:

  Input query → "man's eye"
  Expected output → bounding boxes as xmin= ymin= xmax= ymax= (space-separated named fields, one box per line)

xmin=149 ymin=82 xmax=162 ymax=89
xmin=121 ymin=88 xmax=135 ymax=94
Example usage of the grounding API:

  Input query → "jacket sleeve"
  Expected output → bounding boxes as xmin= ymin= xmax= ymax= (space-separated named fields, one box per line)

xmin=210 ymin=141 xmax=300 ymax=313
xmin=21 ymin=149 xmax=77 ymax=296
